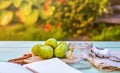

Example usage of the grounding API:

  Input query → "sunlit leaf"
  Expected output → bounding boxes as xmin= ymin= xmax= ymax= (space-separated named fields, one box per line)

xmin=19 ymin=3 xmax=32 ymax=16
xmin=0 ymin=0 xmax=12 ymax=9
xmin=24 ymin=9 xmax=39 ymax=25
xmin=39 ymin=0 xmax=46 ymax=3
xmin=0 ymin=11 xmax=13 ymax=26
xmin=76 ymin=0 xmax=88 ymax=12
xmin=6 ymin=24 xmax=24 ymax=31
xmin=39 ymin=6 xmax=55 ymax=20
xmin=25 ymin=0 xmax=34 ymax=6
xmin=16 ymin=10 xmax=26 ymax=22
xmin=12 ymin=0 xmax=22 ymax=8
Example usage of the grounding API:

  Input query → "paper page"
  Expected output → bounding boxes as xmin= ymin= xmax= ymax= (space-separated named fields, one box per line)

xmin=0 ymin=62 xmax=32 ymax=73
xmin=23 ymin=58 xmax=82 ymax=73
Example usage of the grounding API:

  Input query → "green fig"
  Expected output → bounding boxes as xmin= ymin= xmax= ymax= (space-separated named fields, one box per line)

xmin=31 ymin=44 xmax=42 ymax=56
xmin=45 ymin=38 xmax=58 ymax=49
xmin=54 ymin=42 xmax=69 ymax=58
xmin=38 ymin=45 xmax=53 ymax=59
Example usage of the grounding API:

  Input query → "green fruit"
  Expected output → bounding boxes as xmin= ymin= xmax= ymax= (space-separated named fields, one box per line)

xmin=31 ymin=44 xmax=42 ymax=56
xmin=54 ymin=42 xmax=69 ymax=58
xmin=45 ymin=38 xmax=58 ymax=49
xmin=38 ymin=45 xmax=53 ymax=59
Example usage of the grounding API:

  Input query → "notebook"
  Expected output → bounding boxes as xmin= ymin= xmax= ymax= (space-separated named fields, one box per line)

xmin=0 ymin=62 xmax=32 ymax=73
xmin=23 ymin=58 xmax=82 ymax=73
xmin=0 ymin=58 xmax=82 ymax=73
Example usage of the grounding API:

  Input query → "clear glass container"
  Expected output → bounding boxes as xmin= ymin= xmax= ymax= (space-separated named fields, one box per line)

xmin=68 ymin=43 xmax=92 ymax=70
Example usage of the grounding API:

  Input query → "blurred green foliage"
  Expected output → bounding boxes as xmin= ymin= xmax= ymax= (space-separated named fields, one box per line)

xmin=0 ymin=24 xmax=66 ymax=40
xmin=1 ymin=0 xmax=117 ymax=41
xmin=91 ymin=24 xmax=120 ymax=41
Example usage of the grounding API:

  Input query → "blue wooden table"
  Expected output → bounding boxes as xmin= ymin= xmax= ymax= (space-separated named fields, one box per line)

xmin=0 ymin=41 xmax=120 ymax=73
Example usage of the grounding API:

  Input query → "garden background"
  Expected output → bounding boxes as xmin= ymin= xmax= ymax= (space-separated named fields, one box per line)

xmin=0 ymin=0 xmax=120 ymax=41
